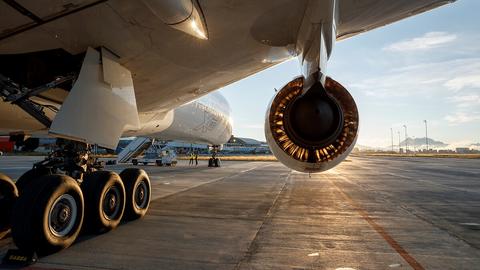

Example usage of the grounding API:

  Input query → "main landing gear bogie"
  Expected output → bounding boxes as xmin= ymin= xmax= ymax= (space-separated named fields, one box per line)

xmin=208 ymin=145 xmax=222 ymax=168
xmin=208 ymin=157 xmax=221 ymax=167
xmin=1 ymin=141 xmax=152 ymax=257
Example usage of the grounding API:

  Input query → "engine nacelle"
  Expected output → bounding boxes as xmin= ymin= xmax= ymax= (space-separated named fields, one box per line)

xmin=265 ymin=76 xmax=359 ymax=173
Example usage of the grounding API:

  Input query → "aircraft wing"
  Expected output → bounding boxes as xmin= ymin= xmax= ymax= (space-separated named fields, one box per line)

xmin=0 ymin=0 xmax=455 ymax=138
xmin=337 ymin=0 xmax=455 ymax=40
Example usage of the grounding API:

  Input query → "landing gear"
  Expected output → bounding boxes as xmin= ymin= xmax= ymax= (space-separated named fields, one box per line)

xmin=81 ymin=171 xmax=125 ymax=233
xmin=15 ymin=167 xmax=51 ymax=195
xmin=11 ymin=174 xmax=84 ymax=255
xmin=208 ymin=157 xmax=221 ymax=167
xmin=0 ymin=173 xmax=18 ymax=239
xmin=120 ymin=168 xmax=151 ymax=220
xmin=208 ymin=145 xmax=221 ymax=167
xmin=2 ymin=139 xmax=152 ymax=256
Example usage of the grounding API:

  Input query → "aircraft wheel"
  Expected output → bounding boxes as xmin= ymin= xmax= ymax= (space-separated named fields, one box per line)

xmin=0 ymin=173 xmax=18 ymax=239
xmin=82 ymin=171 xmax=125 ymax=233
xmin=119 ymin=168 xmax=151 ymax=220
xmin=214 ymin=158 xmax=221 ymax=167
xmin=11 ymin=174 xmax=84 ymax=255
xmin=132 ymin=159 xmax=138 ymax=166
xmin=143 ymin=162 xmax=148 ymax=166
xmin=208 ymin=158 xmax=213 ymax=167
xmin=15 ymin=167 xmax=51 ymax=195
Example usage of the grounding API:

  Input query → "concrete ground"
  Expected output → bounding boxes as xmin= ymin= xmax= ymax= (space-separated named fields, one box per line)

xmin=0 ymin=155 xmax=479 ymax=269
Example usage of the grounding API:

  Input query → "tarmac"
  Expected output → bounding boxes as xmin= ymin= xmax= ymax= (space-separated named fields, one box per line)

xmin=0 ymin=155 xmax=479 ymax=269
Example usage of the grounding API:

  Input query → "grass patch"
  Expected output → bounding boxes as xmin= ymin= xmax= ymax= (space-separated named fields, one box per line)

xmin=355 ymin=153 xmax=480 ymax=159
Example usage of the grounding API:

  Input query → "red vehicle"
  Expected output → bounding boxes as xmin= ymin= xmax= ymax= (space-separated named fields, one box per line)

xmin=0 ymin=137 xmax=14 ymax=153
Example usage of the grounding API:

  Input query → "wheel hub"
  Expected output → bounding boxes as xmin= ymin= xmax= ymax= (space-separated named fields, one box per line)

xmin=108 ymin=194 xmax=116 ymax=209
xmin=103 ymin=186 xmax=121 ymax=220
xmin=59 ymin=207 xmax=70 ymax=222
xmin=48 ymin=194 xmax=77 ymax=237
xmin=134 ymin=181 xmax=148 ymax=209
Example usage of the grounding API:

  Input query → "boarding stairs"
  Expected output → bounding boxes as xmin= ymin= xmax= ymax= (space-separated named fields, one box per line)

xmin=117 ymin=137 xmax=153 ymax=163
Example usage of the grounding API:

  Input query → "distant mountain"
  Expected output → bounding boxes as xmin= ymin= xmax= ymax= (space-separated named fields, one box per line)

xmin=400 ymin=137 xmax=448 ymax=148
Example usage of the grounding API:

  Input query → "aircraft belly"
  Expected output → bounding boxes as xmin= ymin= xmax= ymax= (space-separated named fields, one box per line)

xmin=0 ymin=1 xmax=306 ymax=113
xmin=0 ymin=101 xmax=47 ymax=134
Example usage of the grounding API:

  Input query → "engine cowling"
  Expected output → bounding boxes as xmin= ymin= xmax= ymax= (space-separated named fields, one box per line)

xmin=265 ymin=76 xmax=359 ymax=173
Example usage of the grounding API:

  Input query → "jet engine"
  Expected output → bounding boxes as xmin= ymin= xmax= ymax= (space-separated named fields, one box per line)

xmin=265 ymin=76 xmax=359 ymax=173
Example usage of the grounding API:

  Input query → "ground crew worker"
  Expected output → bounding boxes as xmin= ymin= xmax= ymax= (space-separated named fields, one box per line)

xmin=189 ymin=152 xmax=194 ymax=165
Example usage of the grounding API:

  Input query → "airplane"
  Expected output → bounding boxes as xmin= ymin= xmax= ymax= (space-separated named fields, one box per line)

xmin=0 ymin=0 xmax=456 ymax=257
xmin=116 ymin=91 xmax=232 ymax=166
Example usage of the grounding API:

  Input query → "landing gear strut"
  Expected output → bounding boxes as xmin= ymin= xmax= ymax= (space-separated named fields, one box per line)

xmin=208 ymin=145 xmax=221 ymax=167
xmin=1 ymin=139 xmax=152 ymax=258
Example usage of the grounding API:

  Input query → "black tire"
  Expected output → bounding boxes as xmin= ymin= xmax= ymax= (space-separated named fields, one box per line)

xmin=0 ymin=173 xmax=18 ymax=238
xmin=119 ymin=168 xmax=151 ymax=221
xmin=208 ymin=158 xmax=213 ymax=167
xmin=132 ymin=159 xmax=138 ymax=166
xmin=143 ymin=162 xmax=148 ymax=166
xmin=81 ymin=171 xmax=125 ymax=233
xmin=214 ymin=158 xmax=221 ymax=167
xmin=155 ymin=160 xmax=162 ymax=166
xmin=11 ymin=174 xmax=84 ymax=255
xmin=15 ymin=167 xmax=51 ymax=195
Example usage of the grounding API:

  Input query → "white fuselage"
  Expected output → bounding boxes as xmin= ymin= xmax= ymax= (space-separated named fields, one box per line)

xmin=125 ymin=92 xmax=232 ymax=146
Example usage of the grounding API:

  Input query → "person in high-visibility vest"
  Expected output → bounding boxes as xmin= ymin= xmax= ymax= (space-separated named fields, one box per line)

xmin=189 ymin=152 xmax=194 ymax=165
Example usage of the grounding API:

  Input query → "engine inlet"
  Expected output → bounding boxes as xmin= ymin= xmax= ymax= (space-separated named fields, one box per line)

xmin=265 ymin=76 xmax=359 ymax=172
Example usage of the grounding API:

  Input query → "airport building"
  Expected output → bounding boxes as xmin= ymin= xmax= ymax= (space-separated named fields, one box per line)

xmin=222 ymin=136 xmax=271 ymax=154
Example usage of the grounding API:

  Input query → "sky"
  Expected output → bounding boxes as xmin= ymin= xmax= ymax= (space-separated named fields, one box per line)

xmin=218 ymin=0 xmax=480 ymax=149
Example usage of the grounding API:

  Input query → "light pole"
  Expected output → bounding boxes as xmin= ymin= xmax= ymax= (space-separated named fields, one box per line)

xmin=403 ymin=125 xmax=408 ymax=154
xmin=390 ymin=128 xmax=394 ymax=153
xmin=413 ymin=136 xmax=416 ymax=153
xmin=397 ymin=131 xmax=401 ymax=153
xmin=424 ymin=120 xmax=429 ymax=152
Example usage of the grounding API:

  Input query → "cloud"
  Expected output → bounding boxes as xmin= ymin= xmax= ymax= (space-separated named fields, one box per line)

xmin=447 ymin=94 xmax=480 ymax=108
xmin=444 ymin=112 xmax=480 ymax=124
xmin=349 ymin=58 xmax=480 ymax=98
xmin=444 ymin=75 xmax=480 ymax=92
xmin=383 ymin=32 xmax=457 ymax=52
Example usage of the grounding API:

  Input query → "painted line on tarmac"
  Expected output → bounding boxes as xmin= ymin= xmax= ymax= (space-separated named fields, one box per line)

xmin=329 ymin=178 xmax=425 ymax=270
